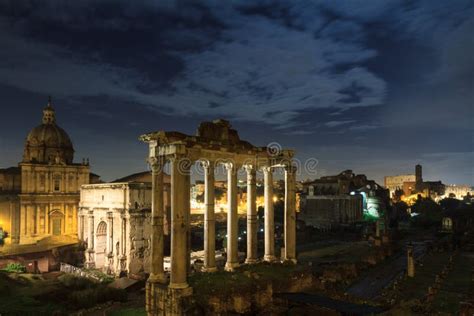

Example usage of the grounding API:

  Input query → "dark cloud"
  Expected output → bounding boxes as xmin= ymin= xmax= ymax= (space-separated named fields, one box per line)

xmin=0 ymin=0 xmax=472 ymax=184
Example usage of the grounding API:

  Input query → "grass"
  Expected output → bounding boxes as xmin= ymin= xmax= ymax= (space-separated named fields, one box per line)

xmin=188 ymin=262 xmax=309 ymax=305
xmin=431 ymin=252 xmax=474 ymax=314
xmin=298 ymin=241 xmax=372 ymax=263
xmin=0 ymin=271 xmax=127 ymax=314
xmin=109 ymin=307 xmax=147 ymax=316
xmin=396 ymin=252 xmax=450 ymax=300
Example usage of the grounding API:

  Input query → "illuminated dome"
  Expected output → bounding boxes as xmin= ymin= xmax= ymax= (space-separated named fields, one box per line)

xmin=23 ymin=98 xmax=74 ymax=164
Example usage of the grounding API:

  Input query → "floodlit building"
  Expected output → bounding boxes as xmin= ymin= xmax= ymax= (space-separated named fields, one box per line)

xmin=385 ymin=165 xmax=446 ymax=201
xmin=78 ymin=173 xmax=170 ymax=278
xmin=299 ymin=170 xmax=388 ymax=229
xmin=442 ymin=184 xmax=473 ymax=200
xmin=384 ymin=174 xmax=416 ymax=197
xmin=0 ymin=99 xmax=96 ymax=247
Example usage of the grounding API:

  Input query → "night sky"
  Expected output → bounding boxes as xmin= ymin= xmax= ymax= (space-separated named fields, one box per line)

xmin=0 ymin=1 xmax=472 ymax=185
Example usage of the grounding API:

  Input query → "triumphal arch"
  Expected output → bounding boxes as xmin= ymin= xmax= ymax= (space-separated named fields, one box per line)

xmin=140 ymin=119 xmax=297 ymax=315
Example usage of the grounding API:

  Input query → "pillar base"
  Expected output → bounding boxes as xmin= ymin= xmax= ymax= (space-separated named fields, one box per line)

xmin=169 ymin=282 xmax=189 ymax=289
xmin=225 ymin=262 xmax=240 ymax=271
xmin=282 ymin=258 xmax=297 ymax=264
xmin=147 ymin=282 xmax=193 ymax=316
xmin=264 ymin=254 xmax=277 ymax=262
xmin=203 ymin=266 xmax=217 ymax=273
xmin=245 ymin=258 xmax=258 ymax=264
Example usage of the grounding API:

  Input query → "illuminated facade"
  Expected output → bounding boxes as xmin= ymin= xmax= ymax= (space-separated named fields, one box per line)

xmin=79 ymin=181 xmax=171 ymax=277
xmin=300 ymin=170 xmax=388 ymax=227
xmin=385 ymin=165 xmax=446 ymax=202
xmin=442 ymin=184 xmax=473 ymax=200
xmin=0 ymin=99 xmax=92 ymax=246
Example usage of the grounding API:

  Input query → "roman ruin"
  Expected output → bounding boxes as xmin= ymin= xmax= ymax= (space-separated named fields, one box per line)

xmin=140 ymin=119 xmax=297 ymax=315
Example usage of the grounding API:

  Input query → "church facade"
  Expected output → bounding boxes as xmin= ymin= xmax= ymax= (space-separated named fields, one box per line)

xmin=0 ymin=99 xmax=91 ymax=246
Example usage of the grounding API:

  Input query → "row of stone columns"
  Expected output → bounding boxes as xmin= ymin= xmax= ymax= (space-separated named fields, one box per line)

xmin=147 ymin=156 xmax=297 ymax=290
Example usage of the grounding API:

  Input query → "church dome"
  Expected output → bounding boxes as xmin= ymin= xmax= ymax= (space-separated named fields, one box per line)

xmin=23 ymin=98 xmax=74 ymax=164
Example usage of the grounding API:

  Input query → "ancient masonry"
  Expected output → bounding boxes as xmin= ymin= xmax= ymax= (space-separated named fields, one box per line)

xmin=140 ymin=120 xmax=297 ymax=315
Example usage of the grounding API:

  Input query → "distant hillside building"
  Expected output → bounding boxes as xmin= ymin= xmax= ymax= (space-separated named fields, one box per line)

xmin=0 ymin=99 xmax=98 ymax=247
xmin=384 ymin=174 xmax=416 ymax=197
xmin=442 ymin=184 xmax=473 ymax=200
xmin=78 ymin=172 xmax=170 ymax=277
xmin=299 ymin=170 xmax=388 ymax=229
xmin=385 ymin=165 xmax=445 ymax=199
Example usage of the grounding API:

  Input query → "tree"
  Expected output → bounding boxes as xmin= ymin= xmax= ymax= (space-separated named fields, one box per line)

xmin=439 ymin=198 xmax=461 ymax=211
xmin=411 ymin=197 xmax=443 ymax=227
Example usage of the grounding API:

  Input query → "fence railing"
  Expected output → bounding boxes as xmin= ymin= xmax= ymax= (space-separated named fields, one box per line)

xmin=59 ymin=262 xmax=106 ymax=282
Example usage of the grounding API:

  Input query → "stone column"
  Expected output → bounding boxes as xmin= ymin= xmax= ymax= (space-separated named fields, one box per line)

xmin=148 ymin=157 xmax=166 ymax=283
xmin=245 ymin=165 xmax=258 ymax=264
xmin=263 ymin=166 xmax=276 ymax=262
xmin=106 ymin=212 xmax=113 ymax=254
xmin=202 ymin=161 xmax=217 ymax=272
xmin=78 ymin=213 xmax=84 ymax=240
xmin=225 ymin=162 xmax=239 ymax=271
xmin=407 ymin=244 xmax=415 ymax=277
xmin=284 ymin=165 xmax=297 ymax=263
xmin=35 ymin=206 xmax=40 ymax=235
xmin=106 ymin=212 xmax=114 ymax=274
xmin=184 ymin=169 xmax=191 ymax=275
xmin=119 ymin=214 xmax=127 ymax=272
xmin=169 ymin=155 xmax=190 ymax=289
xmin=86 ymin=210 xmax=95 ymax=268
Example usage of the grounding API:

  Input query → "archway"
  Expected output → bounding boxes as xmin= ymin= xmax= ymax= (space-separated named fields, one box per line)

xmin=95 ymin=221 xmax=107 ymax=268
xmin=49 ymin=210 xmax=64 ymax=236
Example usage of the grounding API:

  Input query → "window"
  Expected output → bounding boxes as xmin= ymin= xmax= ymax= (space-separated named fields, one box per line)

xmin=54 ymin=179 xmax=60 ymax=191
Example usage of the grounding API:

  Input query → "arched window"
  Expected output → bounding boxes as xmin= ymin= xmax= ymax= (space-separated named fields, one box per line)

xmin=96 ymin=221 xmax=107 ymax=236
xmin=442 ymin=217 xmax=452 ymax=230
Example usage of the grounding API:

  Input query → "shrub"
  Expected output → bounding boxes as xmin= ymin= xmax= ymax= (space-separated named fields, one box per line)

xmin=68 ymin=288 xmax=99 ymax=309
xmin=58 ymin=274 xmax=94 ymax=290
xmin=100 ymin=286 xmax=127 ymax=303
xmin=67 ymin=286 xmax=127 ymax=309
xmin=3 ymin=263 xmax=26 ymax=273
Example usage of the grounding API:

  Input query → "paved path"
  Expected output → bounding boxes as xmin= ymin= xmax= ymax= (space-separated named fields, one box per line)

xmin=276 ymin=292 xmax=386 ymax=315
xmin=347 ymin=242 xmax=426 ymax=300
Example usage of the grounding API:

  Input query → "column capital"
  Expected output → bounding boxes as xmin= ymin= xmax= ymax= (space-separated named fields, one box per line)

xmin=224 ymin=162 xmax=240 ymax=171
xmin=200 ymin=160 xmax=214 ymax=170
xmin=284 ymin=163 xmax=297 ymax=174
xmin=261 ymin=166 xmax=273 ymax=173
xmin=147 ymin=157 xmax=164 ymax=173
xmin=243 ymin=164 xmax=256 ymax=174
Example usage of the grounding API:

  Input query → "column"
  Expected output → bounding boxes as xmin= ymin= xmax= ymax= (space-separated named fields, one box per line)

xmin=45 ymin=205 xmax=49 ymax=235
xmin=106 ymin=212 xmax=114 ymax=273
xmin=284 ymin=165 xmax=297 ymax=263
xmin=225 ymin=162 xmax=239 ymax=271
xmin=407 ymin=244 xmax=415 ymax=277
xmin=245 ymin=165 xmax=258 ymax=264
xmin=86 ymin=211 xmax=95 ymax=268
xmin=119 ymin=214 xmax=127 ymax=272
xmin=185 ymin=170 xmax=191 ymax=275
xmin=88 ymin=211 xmax=94 ymax=250
xmin=169 ymin=155 xmax=190 ymax=289
xmin=35 ymin=205 xmax=40 ymax=235
xmin=263 ymin=166 xmax=276 ymax=262
xmin=148 ymin=157 xmax=166 ymax=283
xmin=79 ymin=214 xmax=84 ymax=240
xmin=202 ymin=161 xmax=216 ymax=272
xmin=107 ymin=212 xmax=114 ymax=254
